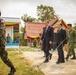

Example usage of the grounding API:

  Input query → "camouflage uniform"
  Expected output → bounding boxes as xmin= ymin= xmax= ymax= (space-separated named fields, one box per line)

xmin=0 ymin=17 xmax=16 ymax=75
xmin=67 ymin=28 xmax=76 ymax=57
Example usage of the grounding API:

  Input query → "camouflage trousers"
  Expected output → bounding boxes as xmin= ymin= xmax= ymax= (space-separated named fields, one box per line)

xmin=0 ymin=46 xmax=14 ymax=68
xmin=67 ymin=43 xmax=75 ymax=56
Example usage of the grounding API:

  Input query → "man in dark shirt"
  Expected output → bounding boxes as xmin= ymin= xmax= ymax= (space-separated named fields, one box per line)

xmin=41 ymin=21 xmax=54 ymax=63
xmin=56 ymin=23 xmax=67 ymax=64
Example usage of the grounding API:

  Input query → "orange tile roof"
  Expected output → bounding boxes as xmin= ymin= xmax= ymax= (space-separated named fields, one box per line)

xmin=25 ymin=22 xmax=45 ymax=39
xmin=24 ymin=19 xmax=68 ymax=39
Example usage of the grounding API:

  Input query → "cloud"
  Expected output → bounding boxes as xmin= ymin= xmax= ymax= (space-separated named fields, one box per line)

xmin=60 ymin=0 xmax=76 ymax=5
xmin=0 ymin=0 xmax=76 ymax=25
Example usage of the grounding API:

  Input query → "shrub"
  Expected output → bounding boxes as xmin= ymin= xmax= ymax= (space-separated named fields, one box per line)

xmin=33 ymin=39 xmax=37 ymax=47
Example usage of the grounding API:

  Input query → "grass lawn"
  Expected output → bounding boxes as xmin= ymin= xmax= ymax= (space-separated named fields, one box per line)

xmin=6 ymin=46 xmax=41 ymax=52
xmin=0 ymin=51 xmax=44 ymax=75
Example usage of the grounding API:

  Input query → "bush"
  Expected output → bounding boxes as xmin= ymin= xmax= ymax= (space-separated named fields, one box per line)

xmin=20 ymin=33 xmax=28 ymax=46
xmin=20 ymin=39 xmax=28 ymax=46
xmin=33 ymin=39 xmax=37 ymax=47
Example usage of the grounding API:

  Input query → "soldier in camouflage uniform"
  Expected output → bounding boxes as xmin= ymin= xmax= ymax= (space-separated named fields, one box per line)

xmin=0 ymin=11 xmax=16 ymax=75
xmin=66 ymin=24 xmax=76 ymax=61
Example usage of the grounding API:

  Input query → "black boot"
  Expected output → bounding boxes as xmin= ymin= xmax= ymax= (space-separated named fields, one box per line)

xmin=65 ymin=55 xmax=69 ymax=61
xmin=44 ymin=58 xmax=49 ymax=63
xmin=44 ymin=59 xmax=49 ymax=63
xmin=8 ymin=67 xmax=16 ymax=75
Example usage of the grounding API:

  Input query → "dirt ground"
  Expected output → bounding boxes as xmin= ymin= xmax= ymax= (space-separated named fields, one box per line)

xmin=23 ymin=50 xmax=76 ymax=75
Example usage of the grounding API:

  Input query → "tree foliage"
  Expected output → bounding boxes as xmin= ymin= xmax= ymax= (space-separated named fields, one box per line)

xmin=19 ymin=26 xmax=28 ymax=46
xmin=21 ymin=14 xmax=37 ymax=22
xmin=37 ymin=4 xmax=58 ymax=22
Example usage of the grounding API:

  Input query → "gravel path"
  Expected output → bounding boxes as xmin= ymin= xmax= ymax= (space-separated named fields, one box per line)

xmin=23 ymin=50 xmax=76 ymax=75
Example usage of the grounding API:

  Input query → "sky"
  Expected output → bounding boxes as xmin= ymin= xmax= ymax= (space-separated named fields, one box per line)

xmin=0 ymin=0 xmax=76 ymax=25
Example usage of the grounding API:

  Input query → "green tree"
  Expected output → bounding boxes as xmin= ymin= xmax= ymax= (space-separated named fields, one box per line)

xmin=37 ymin=4 xmax=58 ymax=22
xmin=21 ymin=14 xmax=37 ymax=22
xmin=19 ymin=26 xmax=28 ymax=46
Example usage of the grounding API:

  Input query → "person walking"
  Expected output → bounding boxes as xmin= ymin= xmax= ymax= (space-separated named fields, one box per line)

xmin=66 ymin=24 xmax=76 ymax=60
xmin=41 ymin=21 xmax=54 ymax=63
xmin=0 ymin=11 xmax=16 ymax=75
xmin=56 ymin=23 xmax=67 ymax=64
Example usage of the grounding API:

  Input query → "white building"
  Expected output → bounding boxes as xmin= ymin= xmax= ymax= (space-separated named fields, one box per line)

xmin=2 ymin=17 xmax=20 ymax=42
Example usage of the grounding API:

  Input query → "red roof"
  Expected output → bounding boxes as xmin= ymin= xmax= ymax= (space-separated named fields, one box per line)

xmin=25 ymin=22 xmax=45 ymax=39
xmin=24 ymin=19 xmax=68 ymax=39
